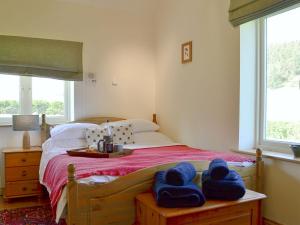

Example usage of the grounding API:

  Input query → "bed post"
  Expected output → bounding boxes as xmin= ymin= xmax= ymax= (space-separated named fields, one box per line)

xmin=40 ymin=114 xmax=50 ymax=145
xmin=67 ymin=164 xmax=77 ymax=225
xmin=255 ymin=148 xmax=264 ymax=193
xmin=153 ymin=114 xmax=158 ymax=124
xmin=68 ymin=164 xmax=75 ymax=182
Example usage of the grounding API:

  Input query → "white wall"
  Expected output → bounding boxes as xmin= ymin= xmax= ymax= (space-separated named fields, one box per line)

xmin=155 ymin=2 xmax=300 ymax=225
xmin=239 ymin=21 xmax=300 ymax=225
xmin=155 ymin=0 xmax=240 ymax=150
xmin=0 ymin=0 xmax=157 ymax=187
xmin=239 ymin=22 xmax=257 ymax=150
xmin=263 ymin=159 xmax=300 ymax=225
xmin=0 ymin=0 xmax=157 ymax=120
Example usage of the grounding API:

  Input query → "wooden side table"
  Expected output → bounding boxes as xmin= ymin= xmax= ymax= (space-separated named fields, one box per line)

xmin=136 ymin=190 xmax=266 ymax=225
xmin=3 ymin=147 xmax=42 ymax=200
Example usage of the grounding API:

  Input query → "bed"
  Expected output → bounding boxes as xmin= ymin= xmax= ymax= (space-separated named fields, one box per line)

xmin=39 ymin=114 xmax=263 ymax=225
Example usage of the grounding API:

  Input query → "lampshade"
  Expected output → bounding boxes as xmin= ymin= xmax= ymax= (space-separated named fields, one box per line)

xmin=12 ymin=115 xmax=40 ymax=131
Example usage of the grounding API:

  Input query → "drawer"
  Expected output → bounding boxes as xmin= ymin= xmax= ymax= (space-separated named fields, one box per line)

xmin=5 ymin=166 xmax=39 ymax=182
xmin=5 ymin=152 xmax=41 ymax=167
xmin=168 ymin=212 xmax=252 ymax=225
xmin=5 ymin=180 xmax=41 ymax=197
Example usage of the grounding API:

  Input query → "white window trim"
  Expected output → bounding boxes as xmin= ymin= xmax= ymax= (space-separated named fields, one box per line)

xmin=256 ymin=4 xmax=300 ymax=152
xmin=46 ymin=80 xmax=73 ymax=125
xmin=20 ymin=76 xmax=32 ymax=115
xmin=0 ymin=76 xmax=73 ymax=126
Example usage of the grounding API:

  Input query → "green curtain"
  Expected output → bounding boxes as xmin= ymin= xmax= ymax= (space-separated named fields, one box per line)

xmin=0 ymin=35 xmax=83 ymax=81
xmin=229 ymin=0 xmax=300 ymax=26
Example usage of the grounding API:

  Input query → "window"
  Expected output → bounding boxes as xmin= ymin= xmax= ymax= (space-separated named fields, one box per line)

xmin=259 ymin=5 xmax=300 ymax=149
xmin=0 ymin=74 xmax=72 ymax=125
xmin=0 ymin=75 xmax=20 ymax=124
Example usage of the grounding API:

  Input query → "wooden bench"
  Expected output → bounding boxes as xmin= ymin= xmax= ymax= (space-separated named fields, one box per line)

xmin=136 ymin=190 xmax=266 ymax=225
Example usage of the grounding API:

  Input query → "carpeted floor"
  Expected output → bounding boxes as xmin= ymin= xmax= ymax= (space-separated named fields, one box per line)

xmin=0 ymin=205 xmax=66 ymax=225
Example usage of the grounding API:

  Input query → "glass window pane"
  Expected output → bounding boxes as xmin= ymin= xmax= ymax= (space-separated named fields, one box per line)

xmin=0 ymin=74 xmax=20 ymax=117
xmin=265 ymin=7 xmax=300 ymax=143
xmin=32 ymin=77 xmax=65 ymax=116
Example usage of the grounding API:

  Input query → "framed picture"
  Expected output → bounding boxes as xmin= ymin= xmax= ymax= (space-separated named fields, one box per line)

xmin=181 ymin=41 xmax=192 ymax=64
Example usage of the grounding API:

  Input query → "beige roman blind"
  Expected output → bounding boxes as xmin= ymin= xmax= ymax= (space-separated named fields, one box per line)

xmin=0 ymin=35 xmax=83 ymax=81
xmin=229 ymin=0 xmax=300 ymax=26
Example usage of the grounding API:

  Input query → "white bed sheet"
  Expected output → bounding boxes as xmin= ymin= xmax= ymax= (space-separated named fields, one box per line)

xmin=39 ymin=132 xmax=176 ymax=182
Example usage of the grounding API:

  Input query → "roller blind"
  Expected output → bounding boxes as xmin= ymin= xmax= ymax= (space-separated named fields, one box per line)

xmin=229 ymin=0 xmax=300 ymax=26
xmin=0 ymin=35 xmax=83 ymax=81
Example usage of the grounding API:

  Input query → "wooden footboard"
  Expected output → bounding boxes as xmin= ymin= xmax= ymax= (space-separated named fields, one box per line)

xmin=67 ymin=152 xmax=262 ymax=225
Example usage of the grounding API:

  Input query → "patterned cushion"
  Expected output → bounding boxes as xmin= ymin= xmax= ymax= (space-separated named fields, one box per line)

xmin=110 ymin=124 xmax=134 ymax=145
xmin=85 ymin=127 xmax=108 ymax=146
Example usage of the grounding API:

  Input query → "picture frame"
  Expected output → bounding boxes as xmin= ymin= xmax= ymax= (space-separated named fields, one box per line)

xmin=181 ymin=41 xmax=192 ymax=64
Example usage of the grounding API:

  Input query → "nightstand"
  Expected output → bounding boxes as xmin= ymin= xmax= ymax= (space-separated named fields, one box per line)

xmin=3 ymin=147 xmax=42 ymax=200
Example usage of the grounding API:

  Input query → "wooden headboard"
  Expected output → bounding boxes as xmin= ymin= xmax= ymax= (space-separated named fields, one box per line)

xmin=40 ymin=114 xmax=158 ymax=144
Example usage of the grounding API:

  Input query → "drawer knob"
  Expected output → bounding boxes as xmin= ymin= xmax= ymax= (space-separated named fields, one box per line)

xmin=21 ymin=171 xmax=27 ymax=176
xmin=22 ymin=187 xmax=28 ymax=191
xmin=21 ymin=158 xmax=27 ymax=163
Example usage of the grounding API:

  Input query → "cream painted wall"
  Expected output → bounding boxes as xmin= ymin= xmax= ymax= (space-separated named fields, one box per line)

xmin=263 ymin=159 xmax=300 ymax=225
xmin=155 ymin=1 xmax=300 ymax=225
xmin=0 ymin=1 xmax=299 ymax=225
xmin=0 ymin=0 xmax=157 ymax=188
xmin=155 ymin=0 xmax=240 ymax=150
xmin=0 ymin=0 xmax=156 ymax=120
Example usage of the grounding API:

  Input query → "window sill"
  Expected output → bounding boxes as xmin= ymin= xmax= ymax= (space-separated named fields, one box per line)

xmin=232 ymin=149 xmax=300 ymax=164
xmin=0 ymin=124 xmax=12 ymax=128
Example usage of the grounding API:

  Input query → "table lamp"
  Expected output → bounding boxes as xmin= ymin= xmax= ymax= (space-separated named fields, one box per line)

xmin=12 ymin=115 xmax=40 ymax=150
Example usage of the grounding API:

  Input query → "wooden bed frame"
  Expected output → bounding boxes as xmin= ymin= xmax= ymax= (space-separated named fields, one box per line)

xmin=40 ymin=114 xmax=263 ymax=225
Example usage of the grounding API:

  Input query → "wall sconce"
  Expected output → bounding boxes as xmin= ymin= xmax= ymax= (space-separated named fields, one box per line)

xmin=87 ymin=72 xmax=96 ymax=84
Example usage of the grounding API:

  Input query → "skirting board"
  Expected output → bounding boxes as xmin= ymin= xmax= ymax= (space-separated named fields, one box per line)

xmin=263 ymin=218 xmax=284 ymax=225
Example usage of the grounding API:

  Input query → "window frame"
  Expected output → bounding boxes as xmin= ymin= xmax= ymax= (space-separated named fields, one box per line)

xmin=0 ymin=75 xmax=72 ymax=125
xmin=257 ymin=4 xmax=300 ymax=152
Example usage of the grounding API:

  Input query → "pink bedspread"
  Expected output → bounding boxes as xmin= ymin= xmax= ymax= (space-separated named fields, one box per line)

xmin=43 ymin=145 xmax=254 ymax=213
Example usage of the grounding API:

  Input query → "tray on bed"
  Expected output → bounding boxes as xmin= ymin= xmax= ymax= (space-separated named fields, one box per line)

xmin=66 ymin=148 xmax=133 ymax=158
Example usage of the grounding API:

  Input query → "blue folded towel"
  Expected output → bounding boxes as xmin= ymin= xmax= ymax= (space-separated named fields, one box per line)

xmin=165 ymin=162 xmax=196 ymax=186
xmin=153 ymin=171 xmax=206 ymax=208
xmin=202 ymin=170 xmax=246 ymax=200
xmin=208 ymin=158 xmax=229 ymax=180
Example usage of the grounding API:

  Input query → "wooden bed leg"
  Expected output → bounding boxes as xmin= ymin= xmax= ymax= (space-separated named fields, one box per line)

xmin=153 ymin=114 xmax=158 ymax=124
xmin=255 ymin=149 xmax=264 ymax=193
xmin=67 ymin=164 xmax=77 ymax=225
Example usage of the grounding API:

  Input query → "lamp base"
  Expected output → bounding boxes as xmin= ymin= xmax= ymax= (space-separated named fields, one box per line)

xmin=23 ymin=131 xmax=31 ymax=150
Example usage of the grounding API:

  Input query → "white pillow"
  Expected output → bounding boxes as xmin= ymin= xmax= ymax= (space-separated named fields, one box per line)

xmin=133 ymin=132 xmax=174 ymax=146
xmin=85 ymin=127 xmax=109 ymax=146
xmin=127 ymin=119 xmax=159 ymax=133
xmin=106 ymin=119 xmax=159 ymax=133
xmin=50 ymin=123 xmax=100 ymax=140
xmin=43 ymin=138 xmax=88 ymax=151
xmin=110 ymin=124 xmax=135 ymax=145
